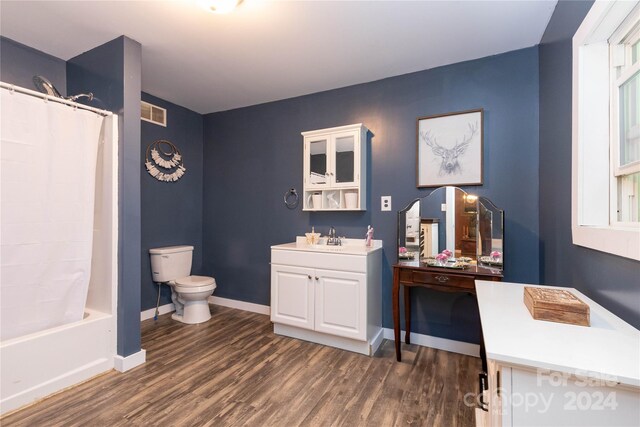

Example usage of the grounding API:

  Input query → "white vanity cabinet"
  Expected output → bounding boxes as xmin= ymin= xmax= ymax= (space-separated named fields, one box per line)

xmin=302 ymin=123 xmax=368 ymax=211
xmin=475 ymin=281 xmax=640 ymax=427
xmin=271 ymin=266 xmax=366 ymax=340
xmin=270 ymin=238 xmax=382 ymax=355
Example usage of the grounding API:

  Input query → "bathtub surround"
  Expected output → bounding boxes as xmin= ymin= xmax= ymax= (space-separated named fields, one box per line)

xmin=0 ymin=89 xmax=119 ymax=414
xmin=67 ymin=36 xmax=144 ymax=360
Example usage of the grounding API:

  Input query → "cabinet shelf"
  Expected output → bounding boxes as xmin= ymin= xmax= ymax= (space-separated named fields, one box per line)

xmin=303 ymin=188 xmax=362 ymax=211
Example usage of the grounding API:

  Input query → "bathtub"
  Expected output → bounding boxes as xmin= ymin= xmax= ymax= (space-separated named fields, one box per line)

xmin=0 ymin=308 xmax=116 ymax=414
xmin=0 ymin=108 xmax=119 ymax=416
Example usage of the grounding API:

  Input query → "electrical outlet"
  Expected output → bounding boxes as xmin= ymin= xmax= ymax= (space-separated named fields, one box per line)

xmin=381 ymin=196 xmax=392 ymax=211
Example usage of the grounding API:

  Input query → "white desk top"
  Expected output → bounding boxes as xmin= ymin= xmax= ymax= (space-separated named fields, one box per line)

xmin=476 ymin=280 xmax=640 ymax=388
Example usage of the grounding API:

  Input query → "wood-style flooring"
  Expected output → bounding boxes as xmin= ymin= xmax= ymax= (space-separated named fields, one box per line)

xmin=1 ymin=305 xmax=481 ymax=426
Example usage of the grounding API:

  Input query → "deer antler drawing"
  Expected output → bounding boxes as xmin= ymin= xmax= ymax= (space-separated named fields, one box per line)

xmin=421 ymin=121 xmax=478 ymax=176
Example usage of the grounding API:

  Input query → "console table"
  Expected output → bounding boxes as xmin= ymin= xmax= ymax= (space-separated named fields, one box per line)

xmin=392 ymin=260 xmax=502 ymax=362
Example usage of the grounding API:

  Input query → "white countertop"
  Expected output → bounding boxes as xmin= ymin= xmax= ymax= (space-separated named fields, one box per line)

xmin=271 ymin=237 xmax=382 ymax=256
xmin=476 ymin=280 xmax=640 ymax=388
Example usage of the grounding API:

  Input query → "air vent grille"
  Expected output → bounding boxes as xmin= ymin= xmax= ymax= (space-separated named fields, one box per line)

xmin=141 ymin=101 xmax=167 ymax=127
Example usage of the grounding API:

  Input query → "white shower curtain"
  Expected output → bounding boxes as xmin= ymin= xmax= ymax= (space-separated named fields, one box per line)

xmin=1 ymin=88 xmax=105 ymax=341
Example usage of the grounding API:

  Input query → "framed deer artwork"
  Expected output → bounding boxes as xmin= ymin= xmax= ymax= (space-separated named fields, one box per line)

xmin=416 ymin=109 xmax=483 ymax=188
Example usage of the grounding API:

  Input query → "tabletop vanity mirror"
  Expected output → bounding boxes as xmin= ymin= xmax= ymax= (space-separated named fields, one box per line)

xmin=397 ymin=186 xmax=504 ymax=271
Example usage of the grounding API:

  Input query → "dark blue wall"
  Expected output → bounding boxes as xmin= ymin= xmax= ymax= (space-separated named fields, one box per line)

xmin=203 ymin=47 xmax=540 ymax=344
xmin=0 ymin=36 xmax=67 ymax=95
xmin=68 ymin=36 xmax=143 ymax=357
xmin=539 ymin=1 xmax=640 ymax=328
xmin=141 ymin=92 xmax=204 ymax=311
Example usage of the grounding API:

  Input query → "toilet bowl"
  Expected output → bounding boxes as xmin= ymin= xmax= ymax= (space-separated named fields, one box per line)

xmin=170 ymin=275 xmax=217 ymax=324
xmin=149 ymin=245 xmax=217 ymax=325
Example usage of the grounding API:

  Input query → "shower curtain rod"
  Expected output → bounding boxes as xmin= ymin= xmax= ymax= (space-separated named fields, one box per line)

xmin=0 ymin=82 xmax=111 ymax=116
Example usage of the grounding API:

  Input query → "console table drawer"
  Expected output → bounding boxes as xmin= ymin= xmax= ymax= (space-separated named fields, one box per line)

xmin=403 ymin=270 xmax=475 ymax=290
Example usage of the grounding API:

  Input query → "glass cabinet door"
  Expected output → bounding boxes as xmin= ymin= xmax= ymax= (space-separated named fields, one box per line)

xmin=307 ymin=137 xmax=329 ymax=188
xmin=332 ymin=131 xmax=358 ymax=187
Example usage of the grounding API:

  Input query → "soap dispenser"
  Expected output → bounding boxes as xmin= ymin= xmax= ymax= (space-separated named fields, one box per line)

xmin=365 ymin=225 xmax=374 ymax=247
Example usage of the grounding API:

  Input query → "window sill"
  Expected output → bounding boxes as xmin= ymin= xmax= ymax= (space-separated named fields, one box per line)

xmin=572 ymin=224 xmax=640 ymax=261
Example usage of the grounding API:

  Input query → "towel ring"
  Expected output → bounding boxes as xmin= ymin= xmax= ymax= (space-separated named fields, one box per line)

xmin=284 ymin=188 xmax=299 ymax=209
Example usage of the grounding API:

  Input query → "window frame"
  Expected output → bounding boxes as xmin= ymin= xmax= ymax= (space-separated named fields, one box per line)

xmin=572 ymin=0 xmax=640 ymax=261
xmin=610 ymin=12 xmax=640 ymax=227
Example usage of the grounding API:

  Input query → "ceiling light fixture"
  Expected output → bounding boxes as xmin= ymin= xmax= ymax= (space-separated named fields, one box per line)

xmin=204 ymin=0 xmax=243 ymax=14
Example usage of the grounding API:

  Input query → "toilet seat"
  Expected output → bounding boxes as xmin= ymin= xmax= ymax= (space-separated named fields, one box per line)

xmin=174 ymin=275 xmax=216 ymax=293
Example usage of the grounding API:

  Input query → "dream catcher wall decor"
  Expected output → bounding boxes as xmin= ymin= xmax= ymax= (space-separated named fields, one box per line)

xmin=145 ymin=140 xmax=186 ymax=182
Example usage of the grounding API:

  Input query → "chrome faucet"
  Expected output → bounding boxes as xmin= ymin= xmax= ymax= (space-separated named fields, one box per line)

xmin=327 ymin=226 xmax=342 ymax=245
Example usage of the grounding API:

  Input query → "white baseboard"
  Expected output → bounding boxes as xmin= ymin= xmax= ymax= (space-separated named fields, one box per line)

xmin=140 ymin=297 xmax=270 ymax=320
xmin=140 ymin=303 xmax=175 ymax=321
xmin=383 ymin=328 xmax=480 ymax=357
xmin=140 ymin=301 xmax=476 ymax=358
xmin=370 ymin=328 xmax=385 ymax=355
xmin=113 ymin=349 xmax=146 ymax=372
xmin=208 ymin=296 xmax=270 ymax=315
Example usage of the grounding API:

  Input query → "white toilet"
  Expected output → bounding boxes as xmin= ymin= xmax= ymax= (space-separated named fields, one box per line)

xmin=149 ymin=245 xmax=216 ymax=324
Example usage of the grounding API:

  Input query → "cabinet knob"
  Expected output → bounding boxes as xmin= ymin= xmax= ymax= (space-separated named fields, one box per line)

xmin=434 ymin=275 xmax=449 ymax=283
xmin=308 ymin=275 xmax=312 ymax=279
xmin=315 ymin=277 xmax=319 ymax=281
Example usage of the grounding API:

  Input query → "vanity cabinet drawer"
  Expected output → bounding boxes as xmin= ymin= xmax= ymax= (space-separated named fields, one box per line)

xmin=402 ymin=270 xmax=475 ymax=290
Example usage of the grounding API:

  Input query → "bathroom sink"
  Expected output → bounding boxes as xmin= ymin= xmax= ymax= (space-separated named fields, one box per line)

xmin=271 ymin=237 xmax=382 ymax=255
xmin=310 ymin=245 xmax=348 ymax=252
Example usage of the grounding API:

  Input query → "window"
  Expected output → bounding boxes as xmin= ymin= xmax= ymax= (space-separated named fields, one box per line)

xmin=611 ymin=19 xmax=640 ymax=223
xmin=572 ymin=1 xmax=640 ymax=261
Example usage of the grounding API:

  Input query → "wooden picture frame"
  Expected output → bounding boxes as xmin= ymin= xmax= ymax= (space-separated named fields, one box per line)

xmin=416 ymin=109 xmax=483 ymax=188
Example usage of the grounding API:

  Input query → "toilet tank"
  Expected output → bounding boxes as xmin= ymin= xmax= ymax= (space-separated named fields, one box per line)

xmin=149 ymin=245 xmax=194 ymax=283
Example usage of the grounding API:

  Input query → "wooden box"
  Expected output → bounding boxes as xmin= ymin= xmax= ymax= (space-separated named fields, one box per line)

xmin=524 ymin=287 xmax=590 ymax=327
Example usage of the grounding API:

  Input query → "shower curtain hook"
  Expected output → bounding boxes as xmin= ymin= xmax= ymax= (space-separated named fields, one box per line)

xmin=9 ymin=84 xmax=15 ymax=94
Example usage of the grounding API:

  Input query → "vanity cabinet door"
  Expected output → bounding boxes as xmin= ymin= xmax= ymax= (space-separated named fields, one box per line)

xmin=314 ymin=269 xmax=366 ymax=340
xmin=271 ymin=265 xmax=315 ymax=330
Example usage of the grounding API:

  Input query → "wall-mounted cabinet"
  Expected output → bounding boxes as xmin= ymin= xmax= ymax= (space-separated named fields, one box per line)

xmin=302 ymin=123 xmax=368 ymax=211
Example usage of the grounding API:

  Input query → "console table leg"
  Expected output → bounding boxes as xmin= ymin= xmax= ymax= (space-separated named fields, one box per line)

xmin=393 ymin=267 xmax=401 ymax=362
xmin=404 ymin=286 xmax=411 ymax=345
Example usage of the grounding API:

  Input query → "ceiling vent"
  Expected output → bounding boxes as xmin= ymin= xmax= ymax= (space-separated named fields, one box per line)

xmin=141 ymin=101 xmax=167 ymax=127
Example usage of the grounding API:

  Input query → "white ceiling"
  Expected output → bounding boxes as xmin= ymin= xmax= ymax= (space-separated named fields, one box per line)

xmin=0 ymin=0 xmax=557 ymax=114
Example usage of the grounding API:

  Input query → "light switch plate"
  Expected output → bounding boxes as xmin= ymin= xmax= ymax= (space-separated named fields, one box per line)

xmin=381 ymin=196 xmax=392 ymax=211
